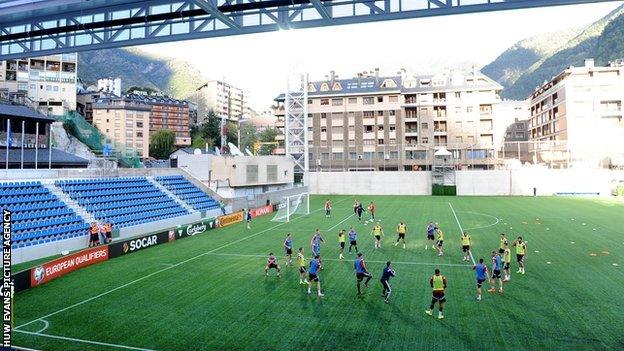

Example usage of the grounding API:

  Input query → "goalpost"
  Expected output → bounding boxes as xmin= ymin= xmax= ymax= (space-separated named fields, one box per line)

xmin=271 ymin=192 xmax=310 ymax=222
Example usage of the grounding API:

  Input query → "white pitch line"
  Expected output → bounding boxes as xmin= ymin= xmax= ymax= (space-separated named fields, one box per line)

xmin=205 ymin=252 xmax=472 ymax=267
xmin=14 ymin=330 xmax=154 ymax=351
xmin=448 ymin=203 xmax=476 ymax=266
xmin=459 ymin=211 xmax=500 ymax=231
xmin=33 ymin=319 xmax=49 ymax=334
xmin=16 ymin=196 xmax=354 ymax=330
xmin=326 ymin=213 xmax=355 ymax=232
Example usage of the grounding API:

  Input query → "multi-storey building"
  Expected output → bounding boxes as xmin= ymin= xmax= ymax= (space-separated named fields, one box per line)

xmin=91 ymin=93 xmax=192 ymax=158
xmin=528 ymin=59 xmax=624 ymax=166
xmin=274 ymin=69 xmax=503 ymax=170
xmin=0 ymin=54 xmax=77 ymax=115
xmin=126 ymin=92 xmax=191 ymax=147
xmin=91 ymin=95 xmax=151 ymax=159
xmin=190 ymin=80 xmax=246 ymax=124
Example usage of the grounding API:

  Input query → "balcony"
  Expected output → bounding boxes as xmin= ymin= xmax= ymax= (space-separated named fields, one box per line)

xmin=275 ymin=120 xmax=285 ymax=128
xmin=275 ymin=134 xmax=285 ymax=141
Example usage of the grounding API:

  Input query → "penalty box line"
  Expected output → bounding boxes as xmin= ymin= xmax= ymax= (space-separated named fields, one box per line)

xmin=14 ymin=329 xmax=155 ymax=351
xmin=448 ymin=202 xmax=476 ymax=266
xmin=207 ymin=252 xmax=472 ymax=268
xmin=15 ymin=196 xmax=355 ymax=331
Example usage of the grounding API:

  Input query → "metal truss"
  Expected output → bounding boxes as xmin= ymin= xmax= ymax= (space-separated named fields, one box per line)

xmin=284 ymin=73 xmax=308 ymax=175
xmin=0 ymin=0 xmax=618 ymax=60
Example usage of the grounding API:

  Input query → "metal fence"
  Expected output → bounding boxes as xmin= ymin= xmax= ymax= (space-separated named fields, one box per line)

xmin=306 ymin=141 xmax=624 ymax=171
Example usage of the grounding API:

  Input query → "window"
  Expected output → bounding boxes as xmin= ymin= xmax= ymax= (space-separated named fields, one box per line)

xmin=389 ymin=96 xmax=398 ymax=103
xmin=321 ymin=113 xmax=327 ymax=119
xmin=365 ymin=125 xmax=373 ymax=132
xmin=320 ymin=83 xmax=329 ymax=91
xmin=332 ymin=152 xmax=343 ymax=160
xmin=467 ymin=106 xmax=473 ymax=113
xmin=246 ymin=165 xmax=258 ymax=182
xmin=363 ymin=97 xmax=374 ymax=105
xmin=136 ymin=131 xmax=143 ymax=138
xmin=422 ymin=137 xmax=429 ymax=144
xmin=349 ymin=152 xmax=357 ymax=160
xmin=308 ymin=99 xmax=313 ymax=105
xmin=378 ymin=139 xmax=384 ymax=145
xmin=321 ymin=153 xmax=330 ymax=160
xmin=363 ymin=111 xmax=374 ymax=118
xmin=377 ymin=111 xmax=384 ymax=116
xmin=136 ymin=121 xmax=143 ymax=128
xmin=389 ymin=110 xmax=395 ymax=116
xmin=348 ymin=97 xmax=357 ymax=104
xmin=454 ymin=92 xmax=461 ymax=99
xmin=421 ymin=122 xmax=428 ymax=130
xmin=331 ymin=98 xmax=343 ymax=106
xmin=389 ymin=126 xmax=396 ymax=132
xmin=267 ymin=165 xmax=278 ymax=182
xmin=321 ymin=99 xmax=329 ymax=106
xmin=363 ymin=152 xmax=374 ymax=160
xmin=332 ymin=82 xmax=342 ymax=91
xmin=377 ymin=96 xmax=383 ymax=103
xmin=455 ymin=136 xmax=463 ymax=143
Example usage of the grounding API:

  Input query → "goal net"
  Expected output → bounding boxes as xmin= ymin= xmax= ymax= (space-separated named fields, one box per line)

xmin=271 ymin=192 xmax=310 ymax=222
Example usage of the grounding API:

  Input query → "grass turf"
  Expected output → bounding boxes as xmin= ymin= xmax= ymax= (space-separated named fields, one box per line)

xmin=12 ymin=195 xmax=624 ymax=350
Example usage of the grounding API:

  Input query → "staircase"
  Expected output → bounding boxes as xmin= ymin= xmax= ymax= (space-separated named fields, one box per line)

xmin=42 ymin=181 xmax=96 ymax=223
xmin=146 ymin=176 xmax=197 ymax=213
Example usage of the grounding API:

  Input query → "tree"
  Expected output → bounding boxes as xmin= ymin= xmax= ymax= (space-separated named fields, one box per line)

xmin=259 ymin=127 xmax=278 ymax=142
xmin=239 ymin=122 xmax=258 ymax=153
xmin=149 ymin=130 xmax=176 ymax=159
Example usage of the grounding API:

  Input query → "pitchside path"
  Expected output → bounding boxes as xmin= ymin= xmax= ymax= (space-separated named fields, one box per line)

xmin=12 ymin=196 xmax=624 ymax=351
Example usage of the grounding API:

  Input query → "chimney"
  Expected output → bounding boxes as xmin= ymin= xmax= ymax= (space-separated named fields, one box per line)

xmin=330 ymin=70 xmax=335 ymax=84
xmin=374 ymin=68 xmax=379 ymax=85
xmin=584 ymin=58 xmax=595 ymax=68
xmin=357 ymin=72 xmax=362 ymax=87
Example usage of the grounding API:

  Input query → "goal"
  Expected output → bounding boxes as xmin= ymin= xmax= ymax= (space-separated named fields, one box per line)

xmin=271 ymin=192 xmax=310 ymax=222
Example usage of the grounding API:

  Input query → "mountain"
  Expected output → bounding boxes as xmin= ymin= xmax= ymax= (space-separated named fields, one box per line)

xmin=77 ymin=47 xmax=204 ymax=99
xmin=483 ymin=4 xmax=624 ymax=100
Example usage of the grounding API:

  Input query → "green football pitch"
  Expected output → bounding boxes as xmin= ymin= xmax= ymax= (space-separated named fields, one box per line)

xmin=12 ymin=195 xmax=624 ymax=350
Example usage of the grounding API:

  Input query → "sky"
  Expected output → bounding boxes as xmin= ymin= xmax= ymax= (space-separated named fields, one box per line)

xmin=140 ymin=1 xmax=623 ymax=110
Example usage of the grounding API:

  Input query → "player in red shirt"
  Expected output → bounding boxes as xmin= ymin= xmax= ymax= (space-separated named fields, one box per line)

xmin=264 ymin=253 xmax=281 ymax=277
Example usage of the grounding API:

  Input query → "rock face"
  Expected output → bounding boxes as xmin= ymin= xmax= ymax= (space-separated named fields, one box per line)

xmin=50 ymin=122 xmax=117 ymax=169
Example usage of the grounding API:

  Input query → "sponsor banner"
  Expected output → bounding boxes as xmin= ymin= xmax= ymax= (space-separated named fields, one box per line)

xmin=217 ymin=211 xmax=244 ymax=228
xmin=109 ymin=231 xmax=170 ymax=259
xmin=250 ymin=205 xmax=274 ymax=218
xmin=30 ymin=246 xmax=109 ymax=287
xmin=176 ymin=219 xmax=217 ymax=239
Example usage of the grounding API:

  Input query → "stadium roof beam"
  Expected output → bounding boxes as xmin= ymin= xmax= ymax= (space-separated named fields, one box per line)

xmin=0 ymin=0 xmax=620 ymax=60
xmin=193 ymin=0 xmax=242 ymax=31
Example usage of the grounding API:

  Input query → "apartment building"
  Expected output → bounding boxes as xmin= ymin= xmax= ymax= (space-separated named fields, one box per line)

xmin=190 ymin=80 xmax=246 ymax=125
xmin=274 ymin=69 xmax=503 ymax=170
xmin=91 ymin=95 xmax=151 ymax=159
xmin=528 ymin=59 xmax=624 ymax=165
xmin=125 ymin=92 xmax=191 ymax=147
xmin=91 ymin=93 xmax=192 ymax=158
xmin=0 ymin=54 xmax=77 ymax=115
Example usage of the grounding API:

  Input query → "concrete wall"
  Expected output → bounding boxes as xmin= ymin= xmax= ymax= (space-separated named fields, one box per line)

xmin=308 ymin=171 xmax=431 ymax=195
xmin=308 ymin=168 xmax=615 ymax=196
xmin=177 ymin=154 xmax=294 ymax=187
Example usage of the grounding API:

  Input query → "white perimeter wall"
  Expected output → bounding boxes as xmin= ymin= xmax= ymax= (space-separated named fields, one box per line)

xmin=308 ymin=168 xmax=615 ymax=196
xmin=307 ymin=171 xmax=432 ymax=195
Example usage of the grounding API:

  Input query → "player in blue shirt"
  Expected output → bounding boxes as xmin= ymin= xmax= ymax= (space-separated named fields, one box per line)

xmin=348 ymin=227 xmax=358 ymax=254
xmin=246 ymin=209 xmax=252 ymax=229
xmin=488 ymin=251 xmax=504 ymax=294
xmin=306 ymin=255 xmax=324 ymax=297
xmin=310 ymin=229 xmax=324 ymax=257
xmin=354 ymin=253 xmax=372 ymax=295
xmin=426 ymin=222 xmax=436 ymax=251
xmin=472 ymin=258 xmax=489 ymax=301
xmin=283 ymin=233 xmax=293 ymax=266
xmin=380 ymin=261 xmax=396 ymax=303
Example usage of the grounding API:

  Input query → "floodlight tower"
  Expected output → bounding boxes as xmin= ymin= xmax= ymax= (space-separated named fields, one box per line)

xmin=285 ymin=73 xmax=309 ymax=184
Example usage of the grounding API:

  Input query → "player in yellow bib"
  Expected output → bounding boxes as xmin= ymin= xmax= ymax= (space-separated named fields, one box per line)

xmin=338 ymin=229 xmax=347 ymax=260
xmin=499 ymin=233 xmax=508 ymax=254
xmin=296 ymin=247 xmax=308 ymax=284
xmin=371 ymin=222 xmax=384 ymax=249
xmin=502 ymin=244 xmax=512 ymax=281
xmin=513 ymin=236 xmax=527 ymax=274
xmin=435 ymin=228 xmax=444 ymax=256
xmin=395 ymin=222 xmax=407 ymax=249
xmin=460 ymin=231 xmax=472 ymax=262
xmin=425 ymin=269 xmax=447 ymax=319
